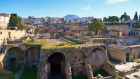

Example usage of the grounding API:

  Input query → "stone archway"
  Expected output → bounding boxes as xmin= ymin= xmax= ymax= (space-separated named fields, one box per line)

xmin=89 ymin=47 xmax=106 ymax=71
xmin=5 ymin=47 xmax=25 ymax=68
xmin=47 ymin=53 xmax=66 ymax=79
xmin=26 ymin=47 xmax=40 ymax=68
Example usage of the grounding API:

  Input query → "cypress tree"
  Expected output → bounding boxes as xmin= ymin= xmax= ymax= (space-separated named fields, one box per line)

xmin=134 ymin=12 xmax=138 ymax=22
xmin=9 ymin=14 xmax=22 ymax=29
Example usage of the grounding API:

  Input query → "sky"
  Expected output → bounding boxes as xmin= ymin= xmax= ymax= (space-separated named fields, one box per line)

xmin=0 ymin=0 xmax=140 ymax=18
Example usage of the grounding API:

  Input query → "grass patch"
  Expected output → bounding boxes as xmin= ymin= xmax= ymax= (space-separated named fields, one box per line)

xmin=93 ymin=69 xmax=110 ymax=77
xmin=72 ymin=75 xmax=88 ymax=79
xmin=21 ymin=67 xmax=37 ymax=79
xmin=42 ymin=43 xmax=105 ymax=49
xmin=134 ymin=58 xmax=140 ymax=63
xmin=9 ymin=67 xmax=21 ymax=74
xmin=0 ymin=74 xmax=14 ymax=79
xmin=23 ymin=40 xmax=50 ymax=45
xmin=0 ymin=67 xmax=21 ymax=79
xmin=23 ymin=40 xmax=32 ymax=44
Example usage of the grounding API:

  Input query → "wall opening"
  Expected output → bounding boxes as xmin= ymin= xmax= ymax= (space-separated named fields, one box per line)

xmin=47 ymin=53 xmax=65 ymax=79
xmin=126 ymin=53 xmax=130 ymax=62
xmin=26 ymin=47 xmax=40 ymax=68
xmin=5 ymin=47 xmax=25 ymax=68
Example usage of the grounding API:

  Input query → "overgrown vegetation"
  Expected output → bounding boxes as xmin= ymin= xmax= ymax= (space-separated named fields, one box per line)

xmin=0 ymin=67 xmax=21 ymax=79
xmin=21 ymin=67 xmax=37 ymax=79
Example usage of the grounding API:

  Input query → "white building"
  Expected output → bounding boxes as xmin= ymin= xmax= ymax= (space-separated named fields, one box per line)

xmin=0 ymin=14 xmax=11 ymax=30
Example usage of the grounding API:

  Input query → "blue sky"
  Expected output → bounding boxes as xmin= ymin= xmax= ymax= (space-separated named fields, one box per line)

xmin=0 ymin=0 xmax=140 ymax=18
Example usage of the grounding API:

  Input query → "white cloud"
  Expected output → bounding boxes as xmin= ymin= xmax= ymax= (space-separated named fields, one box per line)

xmin=106 ymin=0 xmax=130 ymax=4
xmin=82 ymin=5 xmax=91 ymax=10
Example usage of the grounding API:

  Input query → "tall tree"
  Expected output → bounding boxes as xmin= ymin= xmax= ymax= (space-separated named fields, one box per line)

xmin=120 ymin=12 xmax=130 ymax=22
xmin=103 ymin=17 xmax=108 ymax=22
xmin=134 ymin=12 xmax=138 ymax=22
xmin=88 ymin=19 xmax=105 ymax=35
xmin=139 ymin=15 xmax=140 ymax=20
xmin=9 ymin=14 xmax=22 ymax=29
xmin=108 ymin=16 xmax=119 ymax=23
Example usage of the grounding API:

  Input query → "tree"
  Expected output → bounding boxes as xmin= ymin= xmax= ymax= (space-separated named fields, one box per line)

xmin=88 ymin=19 xmax=105 ymax=35
xmin=103 ymin=17 xmax=108 ymax=22
xmin=108 ymin=16 xmax=119 ymax=23
xmin=120 ymin=12 xmax=130 ymax=22
xmin=139 ymin=15 xmax=140 ymax=20
xmin=133 ymin=20 xmax=140 ymax=28
xmin=134 ymin=12 xmax=138 ymax=22
xmin=9 ymin=14 xmax=22 ymax=29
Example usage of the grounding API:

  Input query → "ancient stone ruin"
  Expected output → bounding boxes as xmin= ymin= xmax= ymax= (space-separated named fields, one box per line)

xmin=0 ymin=44 xmax=115 ymax=79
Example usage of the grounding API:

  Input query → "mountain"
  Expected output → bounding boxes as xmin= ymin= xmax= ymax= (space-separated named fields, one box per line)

xmin=46 ymin=16 xmax=51 ymax=19
xmin=64 ymin=15 xmax=80 ymax=19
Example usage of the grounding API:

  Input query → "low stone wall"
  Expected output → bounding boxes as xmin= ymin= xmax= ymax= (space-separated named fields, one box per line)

xmin=93 ymin=76 xmax=112 ymax=79
xmin=14 ymin=67 xmax=25 ymax=79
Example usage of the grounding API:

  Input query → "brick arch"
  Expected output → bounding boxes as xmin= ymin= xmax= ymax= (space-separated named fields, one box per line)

xmin=46 ymin=50 xmax=68 ymax=62
xmin=3 ymin=47 xmax=26 ymax=68
xmin=26 ymin=47 xmax=40 ymax=67
xmin=47 ymin=52 xmax=66 ymax=78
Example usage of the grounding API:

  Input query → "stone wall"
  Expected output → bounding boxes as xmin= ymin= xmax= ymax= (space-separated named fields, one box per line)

xmin=0 ymin=30 xmax=26 ymax=53
xmin=117 ymin=36 xmax=140 ymax=46
xmin=38 ymin=46 xmax=115 ymax=79
xmin=0 ymin=44 xmax=115 ymax=79
xmin=108 ymin=44 xmax=140 ymax=63
xmin=129 ymin=45 xmax=140 ymax=60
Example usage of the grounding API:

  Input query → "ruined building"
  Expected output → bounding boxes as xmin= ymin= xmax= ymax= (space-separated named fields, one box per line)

xmin=0 ymin=44 xmax=115 ymax=79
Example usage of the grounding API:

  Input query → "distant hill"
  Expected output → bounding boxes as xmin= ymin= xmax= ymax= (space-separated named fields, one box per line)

xmin=64 ymin=15 xmax=80 ymax=19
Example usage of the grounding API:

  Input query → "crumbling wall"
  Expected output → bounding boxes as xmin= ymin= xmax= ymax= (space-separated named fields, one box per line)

xmin=70 ymin=49 xmax=86 ymax=76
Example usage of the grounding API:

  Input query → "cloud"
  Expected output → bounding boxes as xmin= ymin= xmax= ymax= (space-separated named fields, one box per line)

xmin=82 ymin=5 xmax=91 ymax=10
xmin=106 ymin=0 xmax=130 ymax=4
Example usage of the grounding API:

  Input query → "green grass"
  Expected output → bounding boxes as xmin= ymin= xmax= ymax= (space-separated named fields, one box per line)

xmin=42 ymin=43 xmax=105 ymax=49
xmin=93 ymin=69 xmax=110 ymax=77
xmin=0 ymin=67 xmax=21 ymax=79
xmin=21 ymin=67 xmax=37 ymax=79
xmin=23 ymin=40 xmax=32 ymax=44
xmin=23 ymin=40 xmax=50 ymax=45
xmin=9 ymin=67 xmax=21 ymax=74
xmin=0 ymin=74 xmax=14 ymax=79
xmin=72 ymin=75 xmax=88 ymax=79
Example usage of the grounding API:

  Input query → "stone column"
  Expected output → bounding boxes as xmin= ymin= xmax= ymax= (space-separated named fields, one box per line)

xmin=86 ymin=60 xmax=94 ymax=79
xmin=66 ymin=62 xmax=72 ymax=79
xmin=40 ymin=64 xmax=48 ymax=79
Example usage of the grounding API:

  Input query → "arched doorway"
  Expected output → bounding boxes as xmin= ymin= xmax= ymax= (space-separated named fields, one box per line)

xmin=47 ymin=53 xmax=65 ymax=79
xmin=90 ymin=48 xmax=106 ymax=70
xmin=26 ymin=47 xmax=40 ymax=68
xmin=5 ymin=47 xmax=25 ymax=68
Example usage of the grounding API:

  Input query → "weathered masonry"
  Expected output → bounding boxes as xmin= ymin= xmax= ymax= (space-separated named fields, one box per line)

xmin=0 ymin=44 xmax=115 ymax=79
